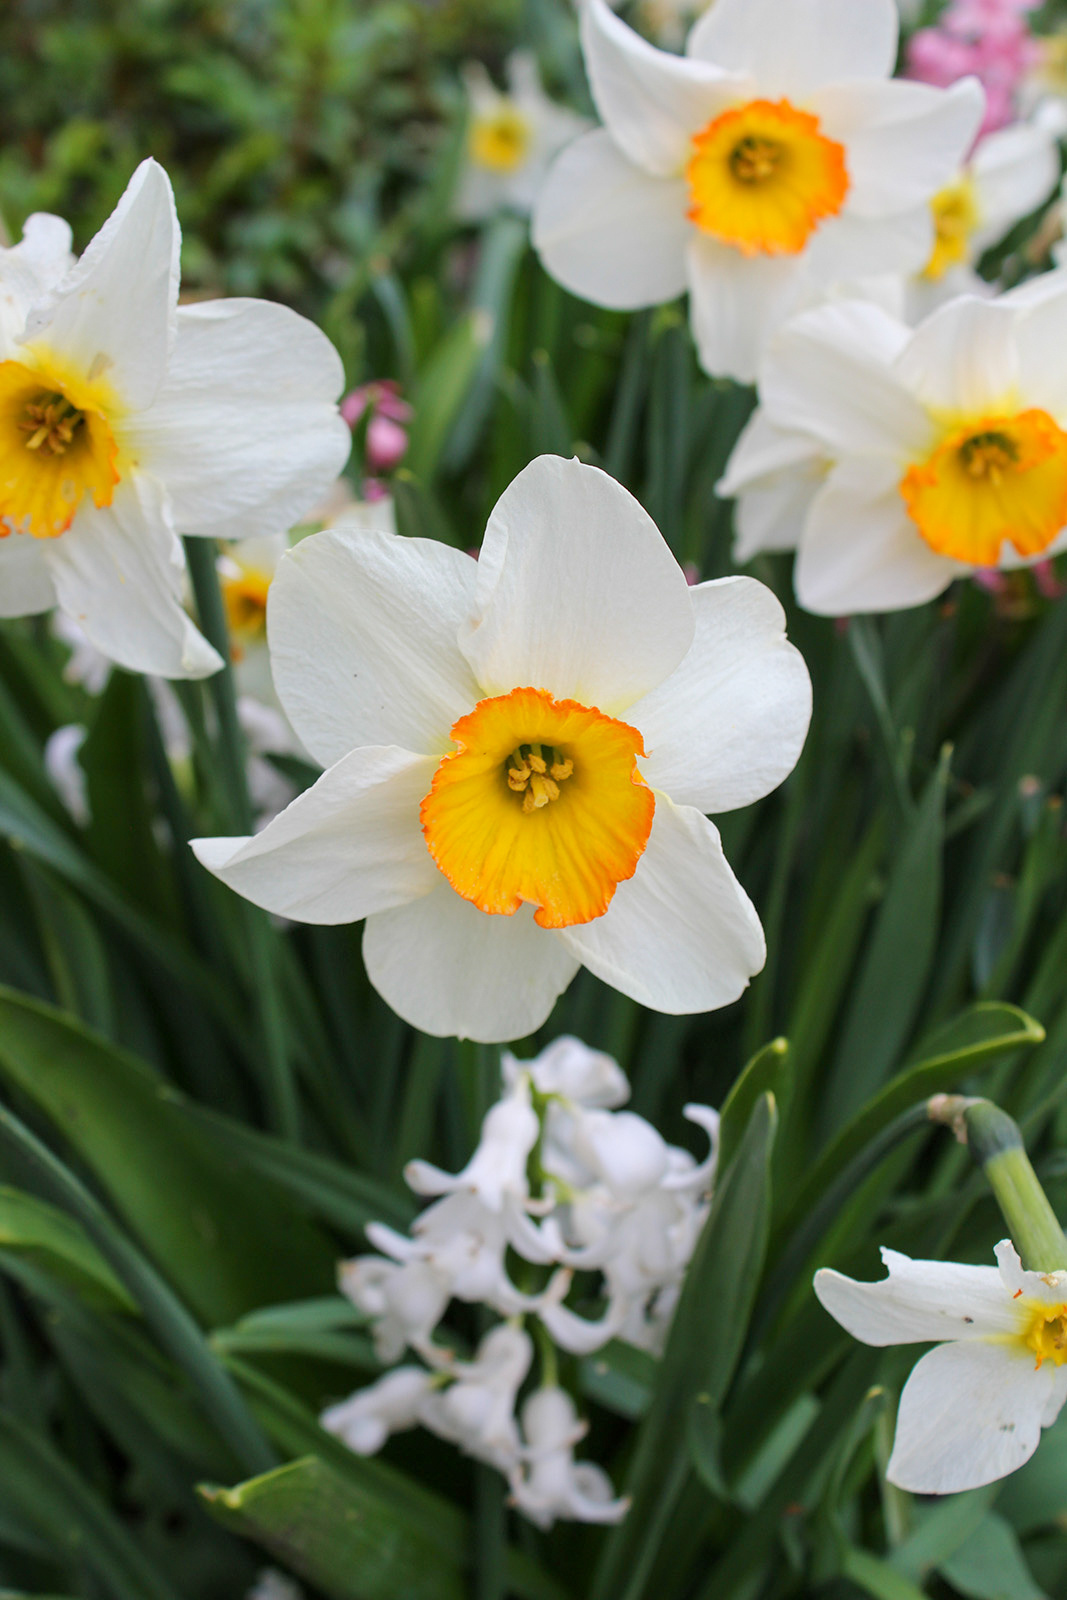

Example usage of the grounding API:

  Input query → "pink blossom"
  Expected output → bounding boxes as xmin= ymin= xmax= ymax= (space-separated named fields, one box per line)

xmin=906 ymin=0 xmax=1041 ymax=136
xmin=340 ymin=380 xmax=414 ymax=483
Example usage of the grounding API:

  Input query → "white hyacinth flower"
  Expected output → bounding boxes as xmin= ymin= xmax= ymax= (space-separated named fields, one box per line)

xmin=816 ymin=1240 xmax=1067 ymax=1494
xmin=0 ymin=160 xmax=349 ymax=678
xmin=405 ymin=1077 xmax=540 ymax=1212
xmin=419 ymin=1323 xmax=533 ymax=1471
xmin=457 ymin=52 xmax=591 ymax=222
xmin=509 ymin=1387 xmax=630 ymax=1529
xmin=320 ymin=1365 xmax=436 ymax=1455
xmin=533 ymin=0 xmax=983 ymax=381
xmin=907 ymin=120 xmax=1060 ymax=321
xmin=503 ymin=1034 xmax=630 ymax=1109
xmin=720 ymin=282 xmax=1067 ymax=612
xmin=193 ymin=454 xmax=811 ymax=1043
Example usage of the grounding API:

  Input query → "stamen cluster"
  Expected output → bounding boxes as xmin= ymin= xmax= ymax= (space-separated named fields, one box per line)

xmin=321 ymin=1036 xmax=719 ymax=1527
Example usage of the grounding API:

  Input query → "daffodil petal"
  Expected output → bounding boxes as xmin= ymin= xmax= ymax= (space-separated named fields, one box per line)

xmin=686 ymin=0 xmax=897 ymax=98
xmin=363 ymin=884 xmax=580 ymax=1043
xmin=686 ymin=234 xmax=802 ymax=385
xmin=268 ymin=525 xmax=482 ymax=767
xmin=813 ymin=78 xmax=985 ymax=217
xmin=815 ymin=1250 xmax=1023 ymax=1345
xmin=796 ymin=458 xmax=954 ymax=615
xmin=132 ymin=298 xmax=349 ymax=541
xmin=21 ymin=159 xmax=179 ymax=412
xmin=630 ymin=577 xmax=810 ymax=813
xmin=887 ymin=1341 xmax=1054 ymax=1495
xmin=1015 ymin=286 xmax=1067 ymax=420
xmin=0 ymin=530 xmax=55 ymax=617
xmin=558 ymin=796 xmax=765 ymax=1012
xmin=801 ymin=205 xmax=934 ymax=281
xmin=972 ymin=123 xmax=1060 ymax=250
xmin=47 ymin=475 xmax=221 ymax=679
xmin=894 ymin=297 xmax=1020 ymax=417
xmin=192 ymin=746 xmax=439 ymax=922
xmin=581 ymin=0 xmax=746 ymax=177
xmin=760 ymin=300 xmax=931 ymax=458
xmin=460 ymin=456 xmax=694 ymax=714
xmin=533 ymin=131 xmax=690 ymax=311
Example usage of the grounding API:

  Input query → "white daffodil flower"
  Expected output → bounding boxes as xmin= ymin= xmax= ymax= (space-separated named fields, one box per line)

xmin=192 ymin=454 xmax=811 ymax=1043
xmin=815 ymin=1241 xmax=1067 ymax=1494
xmin=0 ymin=160 xmax=349 ymax=678
xmin=320 ymin=1365 xmax=436 ymax=1455
xmin=532 ymin=0 xmax=983 ymax=382
xmin=509 ymin=1387 xmax=630 ymax=1529
xmin=720 ymin=283 xmax=1067 ymax=613
xmin=457 ymin=52 xmax=590 ymax=222
xmin=907 ymin=120 xmax=1061 ymax=321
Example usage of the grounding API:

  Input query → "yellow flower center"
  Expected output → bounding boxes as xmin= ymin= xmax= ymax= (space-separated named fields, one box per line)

xmin=420 ymin=685 xmax=654 ymax=930
xmin=899 ymin=408 xmax=1067 ymax=566
xmin=1024 ymin=1302 xmax=1067 ymax=1369
xmin=686 ymin=98 xmax=850 ymax=257
xmin=222 ymin=567 xmax=272 ymax=661
xmin=923 ymin=176 xmax=980 ymax=281
xmin=469 ymin=106 xmax=531 ymax=173
xmin=0 ymin=358 xmax=119 ymax=539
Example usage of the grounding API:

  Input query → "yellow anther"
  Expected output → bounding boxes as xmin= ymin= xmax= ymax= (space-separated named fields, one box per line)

xmin=730 ymin=136 xmax=780 ymax=184
xmin=550 ymin=756 xmax=574 ymax=782
xmin=522 ymin=773 xmax=560 ymax=813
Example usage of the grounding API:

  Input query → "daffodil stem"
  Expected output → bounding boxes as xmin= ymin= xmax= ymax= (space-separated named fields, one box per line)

xmin=184 ymin=538 xmax=300 ymax=1143
xmin=934 ymin=1096 xmax=1067 ymax=1272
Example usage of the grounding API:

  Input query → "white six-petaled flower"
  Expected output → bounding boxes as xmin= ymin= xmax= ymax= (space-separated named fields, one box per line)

xmin=815 ymin=1240 xmax=1067 ymax=1494
xmin=0 ymin=159 xmax=350 ymax=678
xmin=533 ymin=0 xmax=983 ymax=382
xmin=719 ymin=278 xmax=1067 ymax=612
xmin=457 ymin=51 xmax=590 ymax=222
xmin=193 ymin=453 xmax=811 ymax=1043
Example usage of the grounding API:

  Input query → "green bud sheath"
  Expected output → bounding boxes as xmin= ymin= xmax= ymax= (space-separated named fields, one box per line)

xmin=963 ymin=1099 xmax=1067 ymax=1273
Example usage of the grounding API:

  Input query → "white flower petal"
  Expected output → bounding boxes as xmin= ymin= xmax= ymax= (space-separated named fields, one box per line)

xmin=686 ymin=0 xmax=897 ymax=95
xmin=22 ymin=159 xmax=179 ymax=412
xmin=760 ymin=300 xmax=931 ymax=459
xmin=887 ymin=1341 xmax=1053 ymax=1494
xmin=533 ymin=131 xmax=690 ymax=311
xmin=814 ymin=1249 xmax=1023 ymax=1345
xmin=687 ymin=235 xmax=802 ymax=384
xmin=131 ymin=298 xmax=349 ymax=541
xmin=460 ymin=455 xmax=694 ymax=713
xmin=734 ymin=472 xmax=822 ymax=561
xmin=719 ymin=410 xmax=820 ymax=497
xmin=802 ymin=205 xmax=934 ymax=282
xmin=267 ymin=525 xmax=481 ymax=767
xmin=582 ymin=0 xmax=745 ymax=176
xmin=630 ymin=576 xmax=811 ymax=812
xmin=973 ymin=123 xmax=1061 ymax=248
xmin=1013 ymin=281 xmax=1067 ymax=418
xmin=813 ymin=79 xmax=985 ymax=218
xmin=795 ymin=458 xmax=955 ymax=615
xmin=363 ymin=884 xmax=580 ymax=1043
xmin=47 ymin=475 xmax=221 ymax=679
xmin=994 ymin=1240 xmax=1067 ymax=1308
xmin=558 ymin=795 xmax=765 ymax=1013
xmin=893 ymin=296 xmax=1020 ymax=416
xmin=0 ymin=531 xmax=56 ymax=617
xmin=191 ymin=746 xmax=439 ymax=922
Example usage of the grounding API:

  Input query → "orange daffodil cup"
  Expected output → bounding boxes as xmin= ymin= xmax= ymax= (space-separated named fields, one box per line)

xmin=719 ymin=284 xmax=1067 ymax=614
xmin=193 ymin=456 xmax=812 ymax=1043
xmin=0 ymin=160 xmax=350 ymax=677
xmin=532 ymin=0 xmax=984 ymax=383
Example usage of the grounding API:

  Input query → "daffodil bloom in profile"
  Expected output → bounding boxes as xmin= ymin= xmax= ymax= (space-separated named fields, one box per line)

xmin=532 ymin=0 xmax=984 ymax=382
xmin=0 ymin=159 xmax=350 ymax=678
xmin=908 ymin=118 xmax=1060 ymax=320
xmin=719 ymin=283 xmax=1067 ymax=612
xmin=815 ymin=1241 xmax=1067 ymax=1493
xmin=192 ymin=455 xmax=811 ymax=1042
xmin=456 ymin=52 xmax=590 ymax=223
